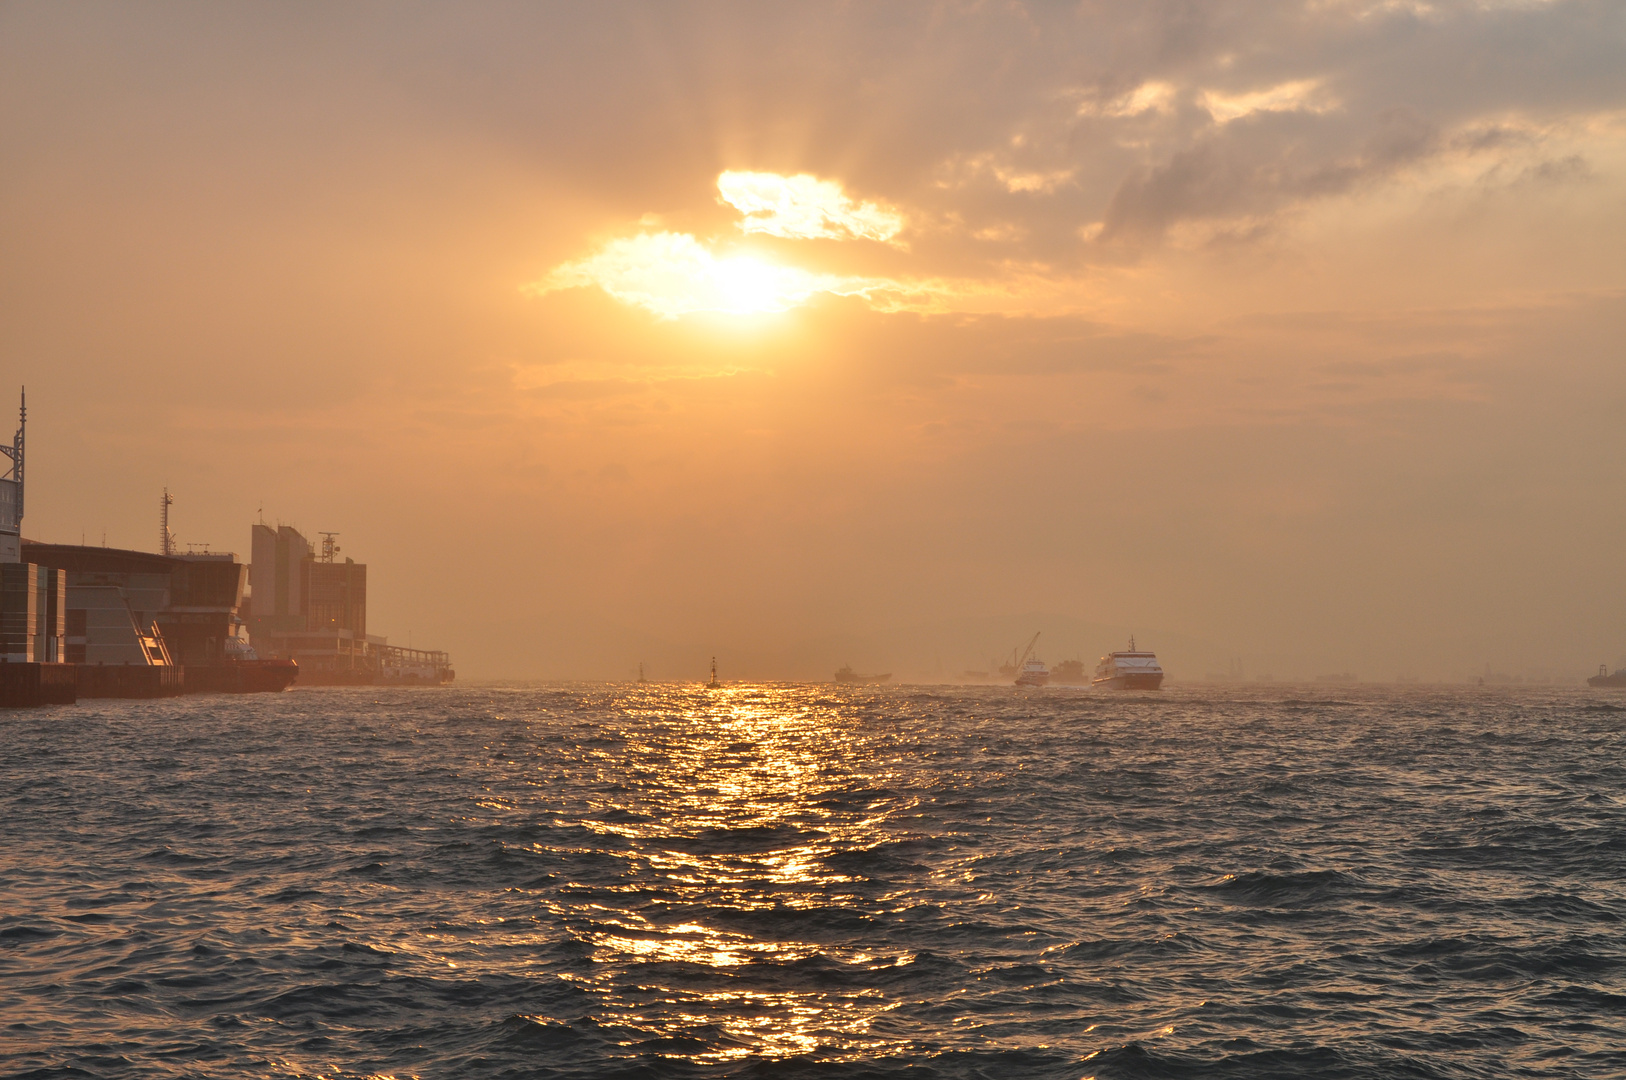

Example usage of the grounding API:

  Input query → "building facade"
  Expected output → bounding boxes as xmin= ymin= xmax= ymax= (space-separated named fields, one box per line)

xmin=247 ymin=524 xmax=371 ymax=682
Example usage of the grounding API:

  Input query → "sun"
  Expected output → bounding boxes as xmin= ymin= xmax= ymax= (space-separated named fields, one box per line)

xmin=536 ymin=232 xmax=850 ymax=318
xmin=708 ymin=255 xmax=805 ymax=315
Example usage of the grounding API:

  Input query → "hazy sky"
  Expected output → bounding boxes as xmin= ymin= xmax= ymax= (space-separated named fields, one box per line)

xmin=3 ymin=1 xmax=1623 ymax=680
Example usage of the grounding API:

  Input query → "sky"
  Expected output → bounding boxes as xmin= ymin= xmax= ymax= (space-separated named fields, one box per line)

xmin=2 ymin=0 xmax=1623 ymax=682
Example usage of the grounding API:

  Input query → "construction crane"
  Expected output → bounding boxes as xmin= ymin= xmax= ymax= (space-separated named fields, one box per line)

xmin=1014 ymin=631 xmax=1042 ymax=669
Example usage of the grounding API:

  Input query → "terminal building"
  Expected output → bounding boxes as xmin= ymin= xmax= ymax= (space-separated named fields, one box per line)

xmin=0 ymin=390 xmax=449 ymax=702
xmin=247 ymin=525 xmax=369 ymax=682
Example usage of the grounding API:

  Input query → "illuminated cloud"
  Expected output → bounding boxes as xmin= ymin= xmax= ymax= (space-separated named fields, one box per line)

xmin=1201 ymin=79 xmax=1338 ymax=124
xmin=717 ymin=171 xmax=905 ymax=242
xmin=531 ymin=231 xmax=910 ymax=318
xmin=1081 ymin=80 xmax=1178 ymax=118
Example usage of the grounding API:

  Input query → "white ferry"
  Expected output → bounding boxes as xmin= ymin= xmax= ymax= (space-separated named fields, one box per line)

xmin=1092 ymin=637 xmax=1165 ymax=690
xmin=1015 ymin=657 xmax=1050 ymax=687
xmin=1009 ymin=631 xmax=1050 ymax=686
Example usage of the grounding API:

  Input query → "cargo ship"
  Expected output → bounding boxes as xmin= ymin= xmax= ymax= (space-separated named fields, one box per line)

xmin=1589 ymin=665 xmax=1626 ymax=688
xmin=834 ymin=665 xmax=891 ymax=684
xmin=1051 ymin=659 xmax=1087 ymax=684
xmin=1092 ymin=637 xmax=1165 ymax=690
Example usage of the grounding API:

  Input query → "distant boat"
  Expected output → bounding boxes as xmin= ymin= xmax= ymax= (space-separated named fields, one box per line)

xmin=1092 ymin=637 xmax=1165 ymax=690
xmin=638 ymin=662 xmax=649 ymax=683
xmin=1051 ymin=659 xmax=1087 ymax=684
xmin=705 ymin=657 xmax=721 ymax=689
xmin=1589 ymin=665 xmax=1626 ymax=688
xmin=834 ymin=665 xmax=891 ymax=684
xmin=1015 ymin=657 xmax=1050 ymax=687
xmin=1010 ymin=632 xmax=1048 ymax=687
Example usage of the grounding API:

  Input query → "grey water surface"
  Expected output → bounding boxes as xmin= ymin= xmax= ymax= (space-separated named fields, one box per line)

xmin=3 ymin=684 xmax=1624 ymax=1079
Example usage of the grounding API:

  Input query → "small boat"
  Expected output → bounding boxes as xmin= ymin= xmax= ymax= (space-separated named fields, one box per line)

xmin=1010 ymin=632 xmax=1049 ymax=686
xmin=1092 ymin=637 xmax=1164 ymax=690
xmin=1589 ymin=665 xmax=1626 ymax=688
xmin=705 ymin=657 xmax=721 ymax=689
xmin=834 ymin=665 xmax=891 ymax=684
xmin=1015 ymin=657 xmax=1050 ymax=687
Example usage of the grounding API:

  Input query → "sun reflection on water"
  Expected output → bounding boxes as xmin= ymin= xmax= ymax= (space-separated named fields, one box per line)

xmin=521 ymin=684 xmax=911 ymax=1061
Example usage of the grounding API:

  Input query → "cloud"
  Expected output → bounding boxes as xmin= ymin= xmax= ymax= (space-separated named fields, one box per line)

xmin=1200 ymin=79 xmax=1338 ymax=124
xmin=1080 ymin=80 xmax=1178 ymax=118
xmin=716 ymin=171 xmax=905 ymax=242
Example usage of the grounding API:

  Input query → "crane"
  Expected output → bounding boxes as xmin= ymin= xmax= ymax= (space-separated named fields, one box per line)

xmin=1014 ymin=631 xmax=1041 ymax=670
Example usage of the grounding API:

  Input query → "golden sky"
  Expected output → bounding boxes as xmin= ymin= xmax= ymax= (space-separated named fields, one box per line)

xmin=4 ymin=1 xmax=1624 ymax=680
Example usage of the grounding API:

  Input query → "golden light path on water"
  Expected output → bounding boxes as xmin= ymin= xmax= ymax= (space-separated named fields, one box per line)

xmin=516 ymin=684 xmax=917 ymax=1063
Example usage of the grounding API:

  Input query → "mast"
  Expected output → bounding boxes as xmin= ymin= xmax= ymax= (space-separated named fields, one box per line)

xmin=0 ymin=389 xmax=24 ymax=563
xmin=160 ymin=488 xmax=175 ymax=556
xmin=11 ymin=388 xmax=21 ymax=520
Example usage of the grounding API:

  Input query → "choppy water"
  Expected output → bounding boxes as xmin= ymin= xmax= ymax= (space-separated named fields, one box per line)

xmin=3 ymin=685 xmax=1626 ymax=1079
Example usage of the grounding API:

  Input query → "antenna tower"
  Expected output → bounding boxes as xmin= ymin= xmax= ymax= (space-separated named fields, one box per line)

xmin=1 ymin=388 xmax=25 ymax=511
xmin=160 ymin=488 xmax=175 ymax=556
xmin=319 ymin=531 xmax=340 ymax=562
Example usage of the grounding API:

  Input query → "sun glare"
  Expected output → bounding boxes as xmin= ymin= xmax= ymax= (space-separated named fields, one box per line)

xmin=532 ymin=230 xmax=901 ymax=318
xmin=532 ymin=171 xmax=920 ymax=318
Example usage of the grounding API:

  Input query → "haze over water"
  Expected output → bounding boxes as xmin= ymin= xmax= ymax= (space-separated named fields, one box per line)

xmin=5 ymin=684 xmax=1625 ymax=1079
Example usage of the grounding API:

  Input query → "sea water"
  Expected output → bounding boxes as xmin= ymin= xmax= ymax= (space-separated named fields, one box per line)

xmin=2 ymin=684 xmax=1624 ymax=1078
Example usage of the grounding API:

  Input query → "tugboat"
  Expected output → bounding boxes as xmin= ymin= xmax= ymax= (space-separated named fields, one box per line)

xmin=1011 ymin=632 xmax=1049 ymax=687
xmin=834 ymin=665 xmax=892 ymax=684
xmin=1092 ymin=636 xmax=1165 ymax=690
xmin=1589 ymin=665 xmax=1626 ymax=688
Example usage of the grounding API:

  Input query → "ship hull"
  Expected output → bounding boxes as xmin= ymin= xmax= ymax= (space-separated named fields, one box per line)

xmin=1092 ymin=673 xmax=1164 ymax=690
xmin=1014 ymin=674 xmax=1050 ymax=687
xmin=1589 ymin=672 xmax=1626 ymax=688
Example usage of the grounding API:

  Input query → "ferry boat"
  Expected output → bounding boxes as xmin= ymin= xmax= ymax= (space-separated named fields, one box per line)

xmin=1015 ymin=657 xmax=1050 ymax=687
xmin=834 ymin=665 xmax=891 ymax=684
xmin=1092 ymin=637 xmax=1165 ymax=690
xmin=1008 ymin=631 xmax=1049 ymax=686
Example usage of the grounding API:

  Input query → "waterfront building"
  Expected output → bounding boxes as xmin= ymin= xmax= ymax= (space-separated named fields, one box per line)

xmin=0 ymin=391 xmax=75 ymax=704
xmin=247 ymin=525 xmax=370 ymax=682
xmin=246 ymin=523 xmax=452 ymax=685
